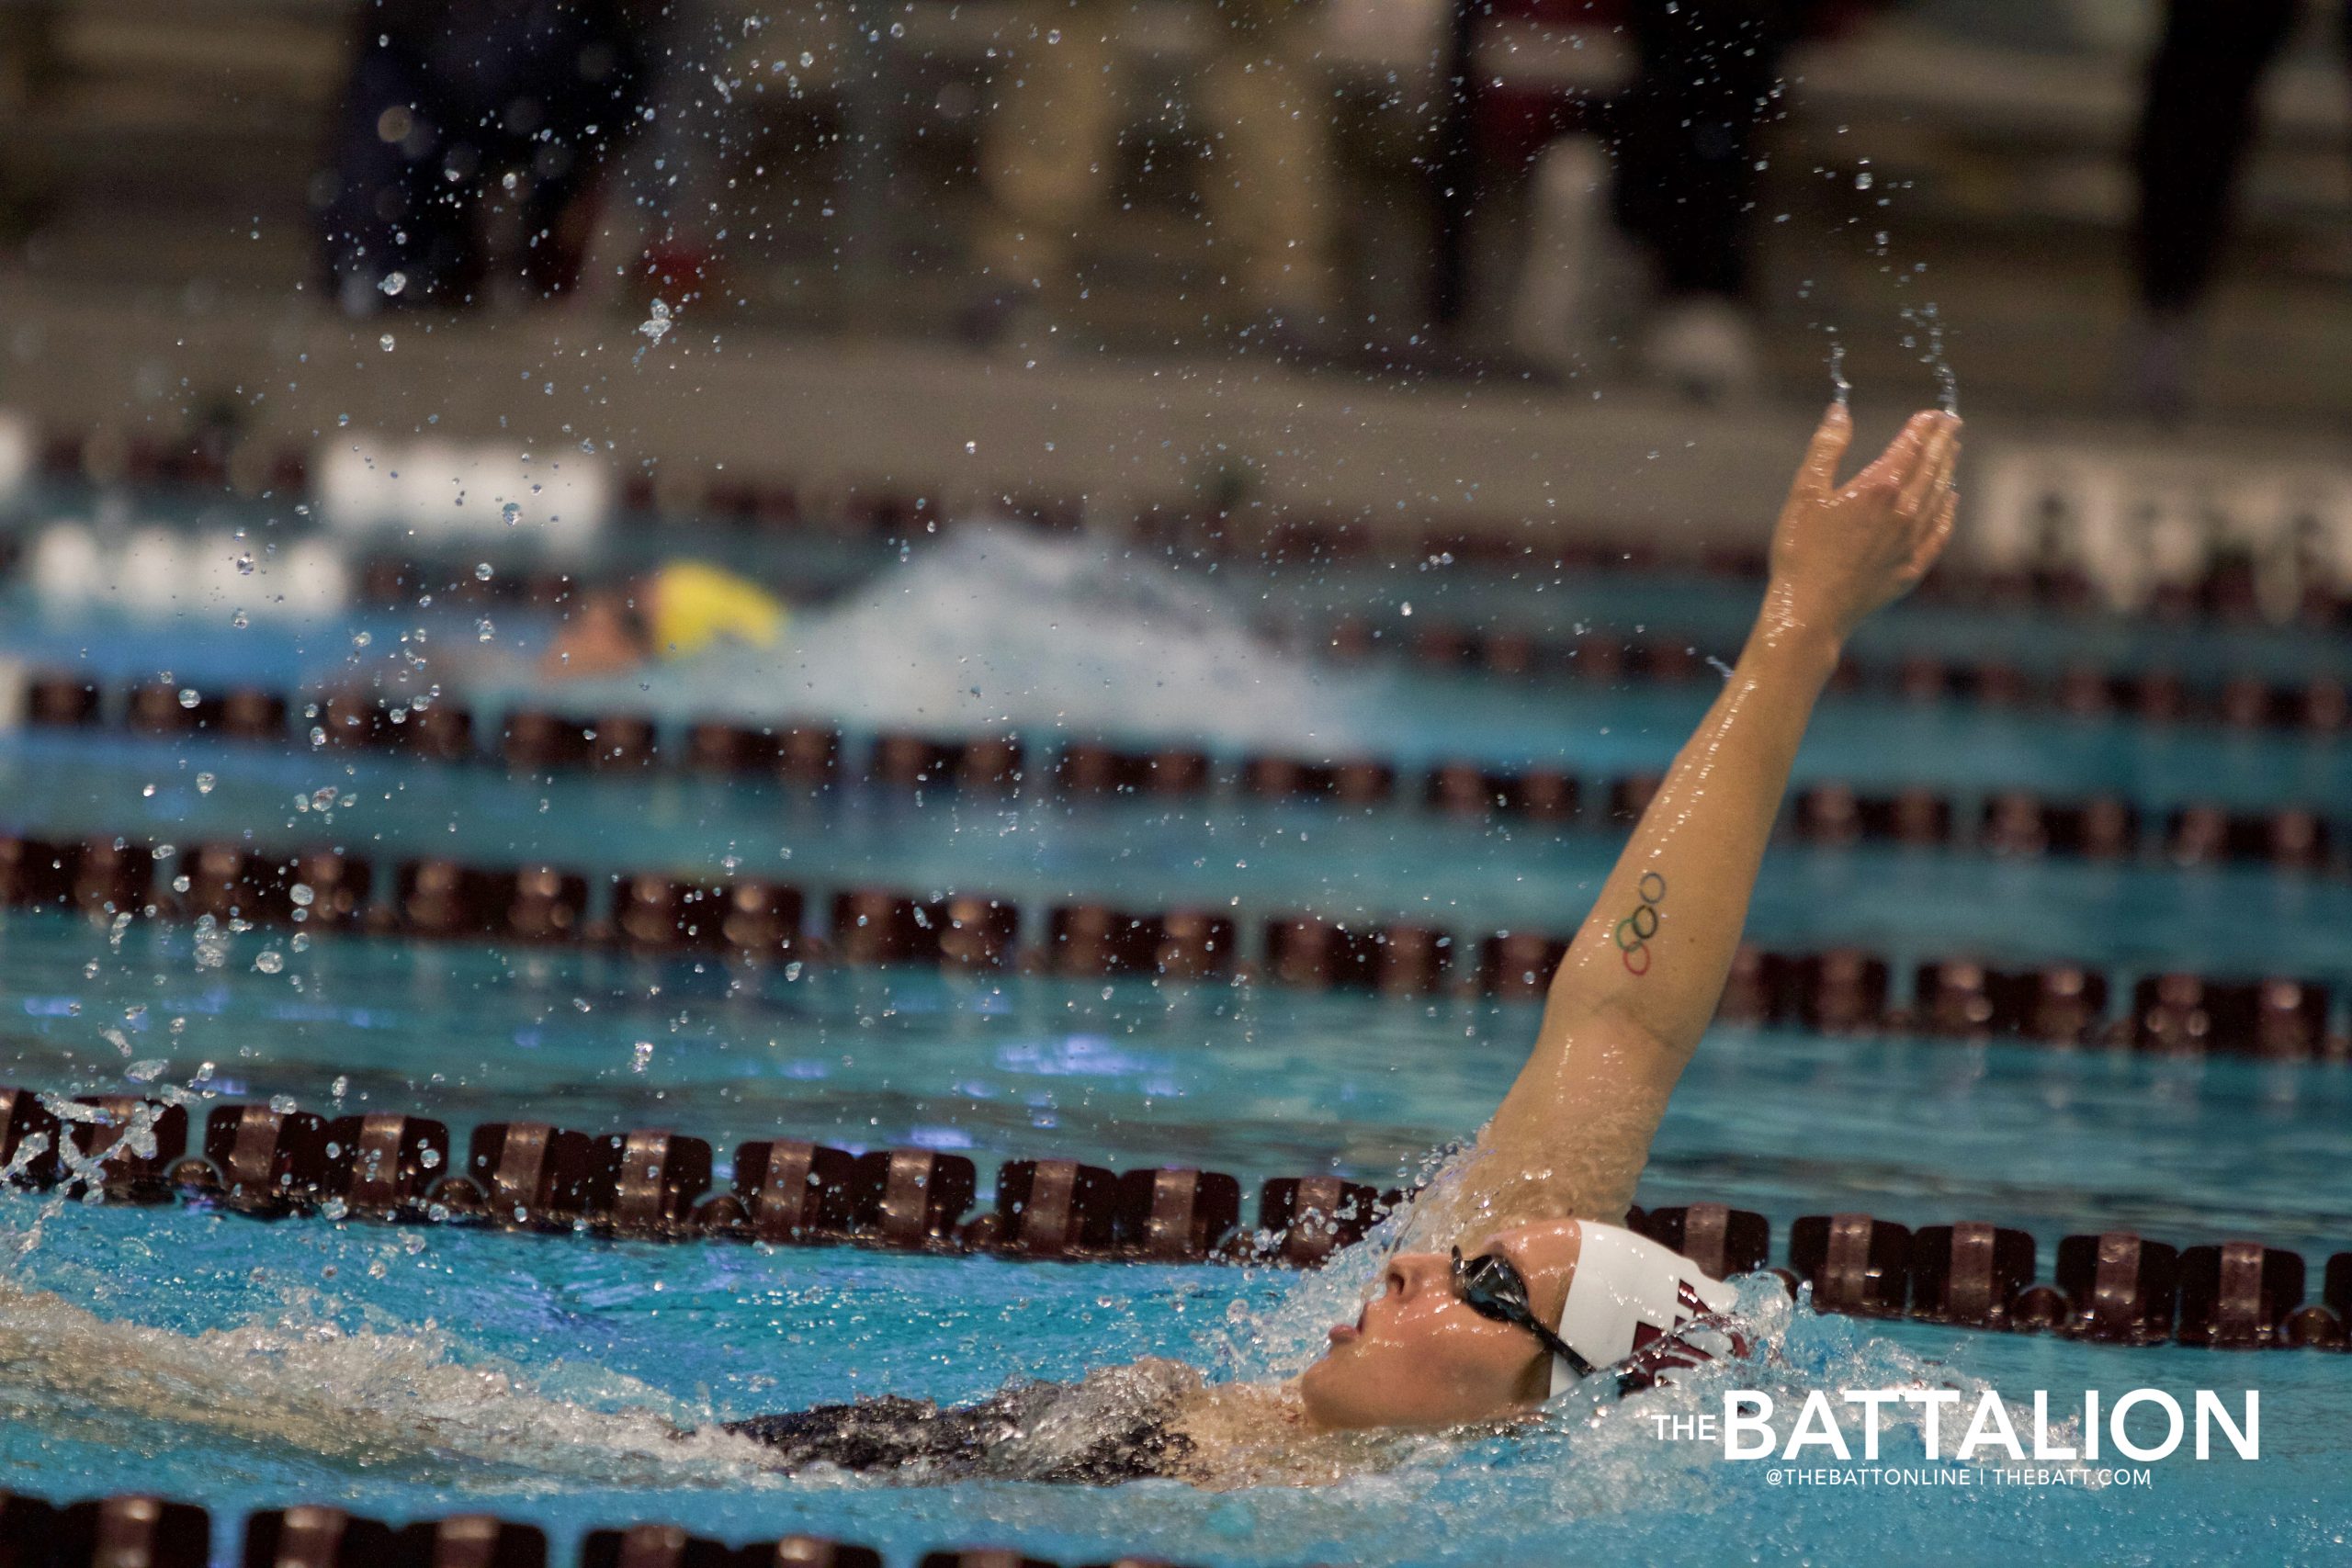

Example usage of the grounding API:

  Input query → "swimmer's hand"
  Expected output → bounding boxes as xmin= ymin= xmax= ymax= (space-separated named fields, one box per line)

xmin=1760 ymin=405 xmax=1960 ymax=650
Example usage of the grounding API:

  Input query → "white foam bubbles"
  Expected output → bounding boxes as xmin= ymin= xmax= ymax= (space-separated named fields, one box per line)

xmin=557 ymin=525 xmax=1380 ymax=748
xmin=0 ymin=1270 xmax=767 ymax=1485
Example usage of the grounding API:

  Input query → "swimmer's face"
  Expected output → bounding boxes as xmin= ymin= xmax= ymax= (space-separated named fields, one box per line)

xmin=579 ymin=592 xmax=650 ymax=654
xmin=1296 ymin=1219 xmax=1580 ymax=1430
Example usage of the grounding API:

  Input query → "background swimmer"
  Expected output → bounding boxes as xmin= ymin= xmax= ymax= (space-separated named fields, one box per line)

xmin=542 ymin=559 xmax=790 ymax=678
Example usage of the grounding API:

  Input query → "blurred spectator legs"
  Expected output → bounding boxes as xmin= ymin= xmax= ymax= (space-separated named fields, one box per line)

xmin=598 ymin=0 xmax=751 ymax=312
xmin=1611 ymin=0 xmax=1805 ymax=400
xmin=973 ymin=0 xmax=1337 ymax=352
xmin=2127 ymin=0 xmax=2308 ymax=420
xmin=314 ymin=0 xmax=642 ymax=314
xmin=0 ymin=1 xmax=60 ymax=245
xmin=0 ymin=1 xmax=58 ymax=114
xmin=1194 ymin=4 xmax=1340 ymax=349
xmin=971 ymin=4 xmax=1122 ymax=343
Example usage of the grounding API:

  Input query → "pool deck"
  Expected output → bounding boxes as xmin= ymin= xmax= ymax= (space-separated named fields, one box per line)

xmin=6 ymin=275 xmax=2350 ymax=565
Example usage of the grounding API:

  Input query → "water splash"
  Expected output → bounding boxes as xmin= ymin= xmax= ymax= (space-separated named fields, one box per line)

xmin=634 ymin=299 xmax=675 ymax=366
xmin=1924 ymin=301 xmax=1959 ymax=413
xmin=1895 ymin=301 xmax=1961 ymax=416
xmin=0 ymin=1272 xmax=763 ymax=1486
xmin=510 ymin=525 xmax=1379 ymax=749
xmin=0 ymin=1134 xmax=51 ymax=1190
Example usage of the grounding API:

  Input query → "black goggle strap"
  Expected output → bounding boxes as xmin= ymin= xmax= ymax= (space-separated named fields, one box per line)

xmin=1451 ymin=1248 xmax=1600 ymax=1383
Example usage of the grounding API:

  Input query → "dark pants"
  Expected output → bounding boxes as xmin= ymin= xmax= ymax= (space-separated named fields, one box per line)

xmin=1611 ymin=0 xmax=1809 ymax=299
xmin=315 ymin=0 xmax=642 ymax=309
xmin=2134 ymin=0 xmax=2346 ymax=312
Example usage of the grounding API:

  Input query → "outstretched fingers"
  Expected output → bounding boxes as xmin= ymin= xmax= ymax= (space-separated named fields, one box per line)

xmin=1844 ymin=410 xmax=1936 ymax=497
xmin=1896 ymin=418 xmax=1959 ymax=521
xmin=1909 ymin=490 xmax=1959 ymax=578
xmin=1797 ymin=401 xmax=1856 ymax=496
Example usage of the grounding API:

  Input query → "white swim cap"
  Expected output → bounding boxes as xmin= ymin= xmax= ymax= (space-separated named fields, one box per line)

xmin=1551 ymin=1220 xmax=1739 ymax=1397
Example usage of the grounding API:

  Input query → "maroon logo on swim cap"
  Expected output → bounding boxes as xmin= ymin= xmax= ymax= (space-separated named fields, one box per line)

xmin=1617 ymin=1277 xmax=1750 ymax=1391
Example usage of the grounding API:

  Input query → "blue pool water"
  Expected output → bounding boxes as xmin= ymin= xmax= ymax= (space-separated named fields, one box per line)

xmin=3 ymin=1187 xmax=2348 ymax=1566
xmin=1 ymin=524 xmax=2348 ymax=1565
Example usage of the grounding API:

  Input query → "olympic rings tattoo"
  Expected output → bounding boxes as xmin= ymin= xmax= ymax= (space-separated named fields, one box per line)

xmin=1612 ymin=871 xmax=1668 ymax=975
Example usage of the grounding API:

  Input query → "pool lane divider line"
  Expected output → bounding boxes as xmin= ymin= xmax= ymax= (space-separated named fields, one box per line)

xmin=19 ymin=414 xmax=2338 ymax=632
xmin=15 ymin=671 xmax=2347 ymax=877
xmin=3 ymin=1086 xmax=2346 ymax=1355
xmin=0 ymin=1489 xmax=1147 ymax=1567
xmin=1326 ymin=611 xmax=2352 ymax=734
xmin=0 ymin=831 xmax=2341 ymax=1055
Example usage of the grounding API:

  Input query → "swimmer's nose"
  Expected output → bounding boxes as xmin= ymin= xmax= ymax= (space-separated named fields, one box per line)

xmin=1387 ymin=1252 xmax=1449 ymax=1300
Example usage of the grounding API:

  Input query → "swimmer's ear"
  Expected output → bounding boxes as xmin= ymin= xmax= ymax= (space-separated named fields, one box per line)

xmin=1796 ymin=402 xmax=1853 ymax=498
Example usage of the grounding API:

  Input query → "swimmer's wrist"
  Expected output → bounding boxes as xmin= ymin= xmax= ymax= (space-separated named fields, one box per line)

xmin=1741 ymin=613 xmax=1841 ymax=685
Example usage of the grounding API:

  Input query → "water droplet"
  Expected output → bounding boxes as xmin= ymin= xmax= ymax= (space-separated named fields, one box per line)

xmin=196 ymin=772 xmax=216 ymax=794
xmin=474 ymin=561 xmax=493 ymax=581
xmin=231 ymin=611 xmax=250 ymax=629
xmin=1854 ymin=171 xmax=1873 ymax=190
xmin=269 ymin=1094 xmax=298 ymax=1113
xmin=501 ymin=502 xmax=521 ymax=526
xmin=176 ymin=688 xmax=199 ymax=709
xmin=141 ymin=783 xmax=156 ymax=798
xmin=254 ymin=951 xmax=284 ymax=975
xmin=476 ymin=617 xmax=495 ymax=642
xmin=289 ymin=884 xmax=316 ymax=908
xmin=639 ymin=299 xmax=673 ymax=345
xmin=379 ymin=333 xmax=396 ymax=352
xmin=379 ymin=270 xmax=407 ymax=297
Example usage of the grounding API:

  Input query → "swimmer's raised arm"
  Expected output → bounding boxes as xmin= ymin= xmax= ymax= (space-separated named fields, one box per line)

xmin=1464 ymin=406 xmax=1961 ymax=1226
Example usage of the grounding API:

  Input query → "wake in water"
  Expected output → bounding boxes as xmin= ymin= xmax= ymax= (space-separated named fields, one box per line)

xmin=463 ymin=525 xmax=1381 ymax=748
xmin=0 ymin=1166 xmax=2037 ymax=1501
xmin=0 ymin=1252 xmax=765 ymax=1488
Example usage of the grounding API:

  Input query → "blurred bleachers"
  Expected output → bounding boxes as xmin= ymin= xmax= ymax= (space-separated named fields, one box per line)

xmin=1 ymin=0 xmax=2348 ymax=552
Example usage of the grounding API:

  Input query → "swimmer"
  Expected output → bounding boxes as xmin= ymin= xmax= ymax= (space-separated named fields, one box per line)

xmin=0 ymin=409 xmax=1957 ymax=1488
xmin=724 ymin=404 xmax=1964 ymax=1484
xmin=540 ymin=559 xmax=788 ymax=678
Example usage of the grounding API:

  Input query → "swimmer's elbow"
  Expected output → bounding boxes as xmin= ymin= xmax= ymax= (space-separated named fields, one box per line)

xmin=1602 ymin=998 xmax=1696 ymax=1070
xmin=1544 ymin=990 xmax=1694 ymax=1075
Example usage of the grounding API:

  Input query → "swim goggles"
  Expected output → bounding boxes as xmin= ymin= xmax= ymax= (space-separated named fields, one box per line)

xmin=1450 ymin=1247 xmax=1600 ymax=1381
